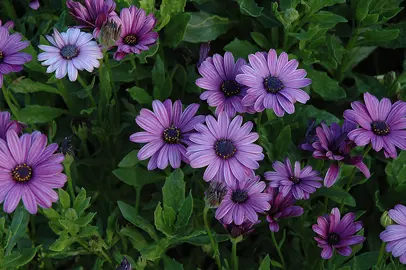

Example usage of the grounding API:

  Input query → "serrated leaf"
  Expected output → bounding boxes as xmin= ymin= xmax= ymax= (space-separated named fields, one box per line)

xmin=174 ymin=192 xmax=193 ymax=230
xmin=137 ymin=42 xmax=159 ymax=64
xmin=224 ymin=38 xmax=259 ymax=59
xmin=127 ymin=86 xmax=152 ymax=104
xmin=343 ymin=251 xmax=379 ymax=269
xmin=73 ymin=188 xmax=90 ymax=216
xmin=307 ymin=69 xmax=346 ymax=100
xmin=59 ymin=189 xmax=71 ymax=209
xmin=120 ymin=227 xmax=148 ymax=251
xmin=18 ymin=105 xmax=64 ymax=124
xmin=184 ymin=12 xmax=232 ymax=43
xmin=5 ymin=207 xmax=29 ymax=254
xmin=49 ymin=234 xmax=76 ymax=252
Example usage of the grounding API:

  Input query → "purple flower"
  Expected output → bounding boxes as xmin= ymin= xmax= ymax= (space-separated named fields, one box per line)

xmin=312 ymin=121 xmax=371 ymax=188
xmin=29 ymin=0 xmax=40 ymax=10
xmin=205 ymin=180 xmax=227 ymax=208
xmin=130 ymin=100 xmax=204 ymax=170
xmin=0 ymin=24 xmax=32 ymax=89
xmin=265 ymin=187 xmax=304 ymax=232
xmin=196 ymin=52 xmax=250 ymax=117
xmin=215 ymin=176 xmax=271 ymax=225
xmin=236 ymin=49 xmax=311 ymax=117
xmin=197 ymin=42 xmax=210 ymax=68
xmin=38 ymin=28 xmax=103 ymax=82
xmin=299 ymin=119 xmax=323 ymax=151
xmin=0 ymin=130 xmax=67 ymax=214
xmin=223 ymin=220 xmax=259 ymax=238
xmin=66 ymin=0 xmax=120 ymax=38
xmin=264 ymin=158 xmax=322 ymax=200
xmin=113 ymin=6 xmax=158 ymax=61
xmin=0 ymin=111 xmax=25 ymax=140
xmin=380 ymin=204 xmax=406 ymax=264
xmin=313 ymin=208 xmax=365 ymax=259
xmin=344 ymin=92 xmax=406 ymax=158
xmin=187 ymin=112 xmax=264 ymax=185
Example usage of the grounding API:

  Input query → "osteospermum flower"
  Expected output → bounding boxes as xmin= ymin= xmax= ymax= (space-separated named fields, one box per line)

xmin=187 ymin=112 xmax=264 ymax=185
xmin=130 ymin=99 xmax=204 ymax=170
xmin=0 ymin=111 xmax=25 ymax=140
xmin=0 ymin=130 xmax=67 ymax=214
xmin=29 ymin=0 xmax=40 ymax=10
xmin=66 ymin=0 xmax=120 ymax=38
xmin=380 ymin=204 xmax=406 ymax=264
xmin=38 ymin=28 xmax=103 ymax=82
xmin=264 ymin=158 xmax=322 ymax=200
xmin=313 ymin=208 xmax=365 ymax=259
xmin=344 ymin=92 xmax=406 ymax=158
xmin=0 ymin=22 xmax=32 ymax=88
xmin=236 ymin=49 xmax=311 ymax=117
xmin=114 ymin=6 xmax=158 ymax=61
xmin=215 ymin=176 xmax=271 ymax=225
xmin=265 ymin=187 xmax=304 ymax=232
xmin=196 ymin=52 xmax=249 ymax=117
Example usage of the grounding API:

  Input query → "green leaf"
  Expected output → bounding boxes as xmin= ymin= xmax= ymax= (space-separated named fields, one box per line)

xmin=141 ymin=237 xmax=172 ymax=261
xmin=18 ymin=105 xmax=64 ymax=124
xmin=99 ymin=63 xmax=112 ymax=104
xmin=306 ymin=0 xmax=345 ymax=13
xmin=154 ymin=202 xmax=171 ymax=235
xmin=3 ymin=247 xmax=39 ymax=268
xmin=59 ymin=189 xmax=71 ymax=209
xmin=237 ymin=0 xmax=263 ymax=17
xmin=307 ymin=69 xmax=346 ymax=100
xmin=154 ymin=75 xmax=172 ymax=100
xmin=140 ymin=0 xmax=155 ymax=13
xmin=127 ymin=86 xmax=152 ymax=104
xmin=270 ymin=260 xmax=284 ymax=269
xmin=174 ymin=191 xmax=193 ymax=230
xmin=314 ymin=187 xmax=356 ymax=207
xmin=73 ymin=188 xmax=90 ymax=216
xmin=163 ymin=13 xmax=191 ymax=48
xmin=118 ymin=150 xmax=140 ymax=168
xmin=113 ymin=166 xmax=165 ymax=188
xmin=184 ymin=12 xmax=232 ymax=43
xmin=250 ymin=32 xmax=271 ymax=49
xmin=152 ymin=55 xmax=166 ymax=99
xmin=275 ymin=125 xmax=291 ymax=159
xmin=359 ymin=29 xmax=399 ymax=46
xmin=5 ymin=207 xmax=29 ymax=254
xmin=302 ymin=105 xmax=340 ymax=125
xmin=223 ymin=38 xmax=260 ymax=59
xmin=120 ymin=227 xmax=148 ymax=251
xmin=9 ymin=78 xmax=59 ymax=95
xmin=160 ymin=0 xmax=186 ymax=18
xmin=162 ymin=169 xmax=185 ymax=211
xmin=258 ymin=255 xmax=271 ymax=270
xmin=355 ymin=0 xmax=372 ymax=22
xmin=49 ymin=234 xmax=76 ymax=252
xmin=137 ymin=42 xmax=159 ymax=64
xmin=311 ymin=11 xmax=347 ymax=28
xmin=384 ymin=22 xmax=406 ymax=49
xmin=353 ymin=73 xmax=387 ymax=98
xmin=75 ymin=213 xmax=96 ymax=227
xmin=289 ymin=25 xmax=328 ymax=41
xmin=164 ymin=257 xmax=184 ymax=270
xmin=343 ymin=251 xmax=379 ymax=269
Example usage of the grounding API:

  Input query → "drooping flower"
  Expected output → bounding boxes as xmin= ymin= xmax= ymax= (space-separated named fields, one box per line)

xmin=0 ymin=130 xmax=67 ymax=214
xmin=0 ymin=23 xmax=32 ymax=88
xmin=236 ymin=49 xmax=311 ymax=117
xmin=313 ymin=208 xmax=365 ymax=259
xmin=187 ymin=111 xmax=264 ymax=185
xmin=222 ymin=220 xmax=260 ymax=238
xmin=204 ymin=180 xmax=227 ymax=208
xmin=197 ymin=42 xmax=210 ymax=68
xmin=38 ymin=28 xmax=103 ymax=82
xmin=130 ymin=100 xmax=204 ymax=170
xmin=29 ymin=0 xmax=40 ymax=10
xmin=380 ymin=204 xmax=406 ymax=264
xmin=215 ymin=176 xmax=271 ymax=225
xmin=344 ymin=92 xmax=406 ymax=158
xmin=299 ymin=119 xmax=323 ymax=151
xmin=113 ymin=6 xmax=158 ymax=61
xmin=0 ymin=111 xmax=25 ymax=140
xmin=99 ymin=20 xmax=122 ymax=49
xmin=311 ymin=121 xmax=371 ymax=188
xmin=264 ymin=158 xmax=322 ymax=200
xmin=265 ymin=187 xmax=304 ymax=232
xmin=66 ymin=0 xmax=120 ymax=38
xmin=196 ymin=52 xmax=250 ymax=117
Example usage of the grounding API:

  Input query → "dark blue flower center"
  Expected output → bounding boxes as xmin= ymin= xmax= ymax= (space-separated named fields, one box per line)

xmin=371 ymin=121 xmax=390 ymax=136
xmin=327 ymin=232 xmax=340 ymax=245
xmin=163 ymin=126 xmax=181 ymax=144
xmin=289 ymin=176 xmax=300 ymax=184
xmin=124 ymin=34 xmax=137 ymax=46
xmin=221 ymin=80 xmax=241 ymax=97
xmin=231 ymin=189 xmax=248 ymax=203
xmin=12 ymin=164 xmax=33 ymax=182
xmin=215 ymin=139 xmax=236 ymax=159
xmin=264 ymin=76 xmax=284 ymax=93
xmin=60 ymin=45 xmax=79 ymax=60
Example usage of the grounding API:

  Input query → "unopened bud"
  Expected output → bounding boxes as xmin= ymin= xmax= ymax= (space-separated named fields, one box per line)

xmin=100 ymin=20 xmax=122 ymax=49
xmin=283 ymin=8 xmax=299 ymax=25
xmin=117 ymin=257 xmax=133 ymax=270
xmin=380 ymin=211 xmax=394 ymax=228
xmin=204 ymin=181 xmax=227 ymax=208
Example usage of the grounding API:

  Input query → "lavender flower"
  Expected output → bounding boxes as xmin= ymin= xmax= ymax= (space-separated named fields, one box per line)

xmin=0 ymin=20 xmax=14 ymax=30
xmin=196 ymin=52 xmax=249 ymax=117
xmin=344 ymin=92 xmax=406 ymax=158
xmin=114 ymin=6 xmax=158 ymax=61
xmin=130 ymin=100 xmax=204 ymax=170
xmin=0 ymin=111 xmax=25 ymax=140
xmin=38 ymin=28 xmax=103 ymax=82
xmin=223 ymin=220 xmax=259 ymax=238
xmin=313 ymin=208 xmax=365 ymax=259
xmin=299 ymin=119 xmax=323 ymax=151
xmin=215 ymin=176 xmax=271 ymax=225
xmin=197 ymin=42 xmax=210 ymax=68
xmin=187 ymin=112 xmax=264 ymax=185
xmin=236 ymin=49 xmax=311 ymax=117
xmin=380 ymin=204 xmax=406 ymax=264
xmin=265 ymin=187 xmax=304 ymax=232
xmin=0 ymin=130 xmax=67 ymax=214
xmin=264 ymin=158 xmax=322 ymax=200
xmin=29 ymin=0 xmax=40 ymax=10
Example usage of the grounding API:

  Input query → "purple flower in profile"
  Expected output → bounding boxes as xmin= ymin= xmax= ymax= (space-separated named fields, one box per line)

xmin=130 ymin=100 xmax=204 ymax=170
xmin=0 ymin=130 xmax=67 ymax=214
xmin=66 ymin=0 xmax=120 ymax=38
xmin=197 ymin=42 xmax=210 ymax=68
xmin=113 ymin=6 xmax=158 ymax=61
xmin=222 ymin=220 xmax=260 ymax=238
xmin=0 ymin=23 xmax=32 ymax=88
xmin=265 ymin=187 xmax=304 ymax=232
xmin=0 ymin=111 xmax=25 ymax=140
xmin=196 ymin=52 xmax=249 ymax=117
xmin=29 ymin=0 xmax=40 ymax=10
xmin=38 ymin=28 xmax=103 ymax=82
xmin=236 ymin=49 xmax=311 ymax=117
xmin=299 ymin=119 xmax=323 ymax=151
xmin=344 ymin=92 xmax=406 ymax=158
xmin=264 ymin=158 xmax=322 ymax=200
xmin=313 ymin=208 xmax=365 ymax=259
xmin=380 ymin=204 xmax=406 ymax=264
xmin=215 ymin=176 xmax=271 ymax=225
xmin=187 ymin=112 xmax=264 ymax=185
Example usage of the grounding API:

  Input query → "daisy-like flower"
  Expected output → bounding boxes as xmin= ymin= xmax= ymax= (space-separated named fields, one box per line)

xmin=264 ymin=158 xmax=322 ymax=200
xmin=114 ymin=6 xmax=158 ymax=61
xmin=236 ymin=49 xmax=311 ymax=117
xmin=215 ymin=176 xmax=271 ymax=225
xmin=130 ymin=99 xmax=204 ymax=170
xmin=344 ymin=92 xmax=406 ymax=158
xmin=299 ymin=119 xmax=323 ymax=152
xmin=0 ymin=111 xmax=25 ymax=140
xmin=265 ymin=187 xmax=304 ymax=232
xmin=0 ymin=23 xmax=32 ymax=88
xmin=313 ymin=208 xmax=365 ymax=259
xmin=0 ymin=130 xmax=67 ymax=214
xmin=380 ymin=204 xmax=406 ymax=264
xmin=38 ymin=28 xmax=103 ymax=82
xmin=187 ymin=111 xmax=264 ymax=185
xmin=196 ymin=52 xmax=249 ymax=117
xmin=66 ymin=0 xmax=120 ymax=38
xmin=29 ymin=0 xmax=40 ymax=10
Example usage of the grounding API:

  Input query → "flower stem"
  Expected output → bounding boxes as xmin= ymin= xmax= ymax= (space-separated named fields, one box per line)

xmin=1 ymin=80 xmax=19 ymax=118
xmin=56 ymin=80 xmax=73 ymax=112
xmin=203 ymin=206 xmax=222 ymax=270
xmin=271 ymin=231 xmax=286 ymax=269
xmin=257 ymin=111 xmax=263 ymax=133
xmin=231 ymin=237 xmax=239 ymax=270
xmin=339 ymin=167 xmax=356 ymax=212
xmin=135 ymin=187 xmax=142 ymax=215
xmin=377 ymin=242 xmax=386 ymax=267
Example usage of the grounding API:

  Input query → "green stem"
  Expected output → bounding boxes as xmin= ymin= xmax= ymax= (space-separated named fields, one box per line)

xmin=336 ymin=29 xmax=359 ymax=83
xmin=77 ymin=74 xmax=88 ymax=89
xmin=135 ymin=187 xmax=142 ymax=215
xmin=56 ymin=80 xmax=73 ymax=112
xmin=324 ymin=197 xmax=329 ymax=213
xmin=77 ymin=75 xmax=96 ymax=108
xmin=377 ymin=242 xmax=386 ymax=267
xmin=257 ymin=111 xmax=263 ymax=133
xmin=203 ymin=206 xmax=222 ymax=270
xmin=1 ymin=80 xmax=19 ymax=118
xmin=63 ymin=159 xmax=75 ymax=200
xmin=339 ymin=167 xmax=356 ymax=212
xmin=271 ymin=232 xmax=286 ymax=270
xmin=363 ymin=145 xmax=372 ymax=158
xmin=231 ymin=238 xmax=238 ymax=270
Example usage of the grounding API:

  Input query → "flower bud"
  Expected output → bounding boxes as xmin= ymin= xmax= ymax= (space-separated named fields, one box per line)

xmin=100 ymin=20 xmax=122 ymax=49
xmin=380 ymin=211 xmax=394 ymax=228
xmin=116 ymin=257 xmax=133 ymax=270
xmin=204 ymin=181 xmax=227 ymax=208
xmin=283 ymin=8 xmax=299 ymax=25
